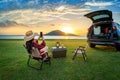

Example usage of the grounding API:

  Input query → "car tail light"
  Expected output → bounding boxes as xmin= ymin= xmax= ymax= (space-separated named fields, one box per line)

xmin=113 ymin=26 xmax=117 ymax=30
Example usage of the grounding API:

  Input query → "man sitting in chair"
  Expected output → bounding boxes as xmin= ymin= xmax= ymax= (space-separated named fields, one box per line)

xmin=24 ymin=30 xmax=48 ymax=61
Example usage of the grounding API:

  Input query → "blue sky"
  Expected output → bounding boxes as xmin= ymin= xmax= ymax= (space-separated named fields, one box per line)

xmin=0 ymin=0 xmax=120 ymax=35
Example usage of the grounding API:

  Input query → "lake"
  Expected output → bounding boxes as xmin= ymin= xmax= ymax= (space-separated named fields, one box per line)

xmin=0 ymin=35 xmax=87 ymax=39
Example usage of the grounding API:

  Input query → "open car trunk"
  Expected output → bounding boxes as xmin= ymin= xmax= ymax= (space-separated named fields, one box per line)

xmin=90 ymin=22 xmax=113 ymax=40
xmin=84 ymin=10 xmax=113 ymax=23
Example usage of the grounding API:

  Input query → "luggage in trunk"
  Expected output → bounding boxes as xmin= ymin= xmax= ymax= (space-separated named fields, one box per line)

xmin=91 ymin=23 xmax=112 ymax=39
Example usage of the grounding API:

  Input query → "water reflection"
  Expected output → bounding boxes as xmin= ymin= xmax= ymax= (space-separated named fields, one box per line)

xmin=0 ymin=35 xmax=87 ymax=39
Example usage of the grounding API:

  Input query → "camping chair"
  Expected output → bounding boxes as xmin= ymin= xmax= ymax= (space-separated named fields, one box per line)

xmin=23 ymin=45 xmax=51 ymax=70
xmin=72 ymin=44 xmax=88 ymax=61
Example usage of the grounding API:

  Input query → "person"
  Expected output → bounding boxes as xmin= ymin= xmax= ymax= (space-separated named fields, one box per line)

xmin=24 ymin=30 xmax=48 ymax=61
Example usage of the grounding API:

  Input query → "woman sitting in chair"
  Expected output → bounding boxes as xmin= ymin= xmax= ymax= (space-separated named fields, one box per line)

xmin=24 ymin=30 xmax=48 ymax=61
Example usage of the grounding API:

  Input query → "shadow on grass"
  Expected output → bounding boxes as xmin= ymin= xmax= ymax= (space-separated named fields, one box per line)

xmin=93 ymin=45 xmax=117 ymax=52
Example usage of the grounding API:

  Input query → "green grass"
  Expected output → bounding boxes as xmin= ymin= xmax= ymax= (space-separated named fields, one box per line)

xmin=0 ymin=39 xmax=120 ymax=80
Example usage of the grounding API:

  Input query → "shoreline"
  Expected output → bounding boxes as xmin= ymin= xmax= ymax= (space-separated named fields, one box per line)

xmin=0 ymin=35 xmax=87 ymax=39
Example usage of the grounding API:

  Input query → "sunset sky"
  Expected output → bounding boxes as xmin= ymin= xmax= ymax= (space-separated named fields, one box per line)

xmin=0 ymin=0 xmax=120 ymax=36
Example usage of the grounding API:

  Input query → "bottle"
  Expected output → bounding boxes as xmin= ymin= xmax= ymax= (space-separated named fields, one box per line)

xmin=56 ymin=42 xmax=60 ymax=48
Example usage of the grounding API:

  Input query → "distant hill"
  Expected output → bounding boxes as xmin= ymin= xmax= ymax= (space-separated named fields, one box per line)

xmin=45 ymin=30 xmax=78 ymax=36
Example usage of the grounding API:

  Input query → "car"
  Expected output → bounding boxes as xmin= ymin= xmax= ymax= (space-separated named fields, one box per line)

xmin=84 ymin=10 xmax=120 ymax=51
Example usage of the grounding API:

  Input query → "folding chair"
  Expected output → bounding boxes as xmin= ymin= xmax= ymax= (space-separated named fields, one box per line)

xmin=72 ymin=44 xmax=88 ymax=61
xmin=23 ymin=45 xmax=51 ymax=70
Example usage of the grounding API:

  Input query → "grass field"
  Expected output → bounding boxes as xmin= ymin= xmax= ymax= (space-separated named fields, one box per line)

xmin=0 ymin=39 xmax=120 ymax=80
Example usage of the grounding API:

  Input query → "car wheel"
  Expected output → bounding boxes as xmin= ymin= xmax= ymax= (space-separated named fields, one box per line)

xmin=89 ymin=43 xmax=96 ymax=48
xmin=116 ymin=45 xmax=120 ymax=51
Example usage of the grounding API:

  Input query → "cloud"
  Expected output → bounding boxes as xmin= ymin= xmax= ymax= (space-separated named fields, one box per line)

xmin=50 ymin=24 xmax=55 ymax=26
xmin=55 ymin=5 xmax=66 ymax=12
xmin=112 ymin=12 xmax=120 ymax=24
xmin=0 ymin=19 xmax=28 ymax=27
xmin=0 ymin=3 xmax=91 ymax=25
xmin=85 ymin=2 xmax=113 ymax=7
xmin=0 ymin=20 xmax=18 ymax=27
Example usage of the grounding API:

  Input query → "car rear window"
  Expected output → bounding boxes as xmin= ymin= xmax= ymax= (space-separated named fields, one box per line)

xmin=93 ymin=14 xmax=110 ymax=20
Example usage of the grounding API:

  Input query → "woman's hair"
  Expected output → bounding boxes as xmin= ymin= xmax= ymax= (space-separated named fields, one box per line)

xmin=26 ymin=38 xmax=34 ymax=54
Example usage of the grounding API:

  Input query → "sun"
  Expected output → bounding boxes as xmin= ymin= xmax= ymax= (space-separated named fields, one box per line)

xmin=61 ymin=27 xmax=73 ymax=33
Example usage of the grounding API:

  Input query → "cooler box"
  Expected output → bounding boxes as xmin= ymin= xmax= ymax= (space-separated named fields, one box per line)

xmin=51 ymin=47 xmax=67 ymax=58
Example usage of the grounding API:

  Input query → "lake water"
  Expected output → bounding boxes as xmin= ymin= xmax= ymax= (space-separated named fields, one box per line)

xmin=0 ymin=35 xmax=87 ymax=39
